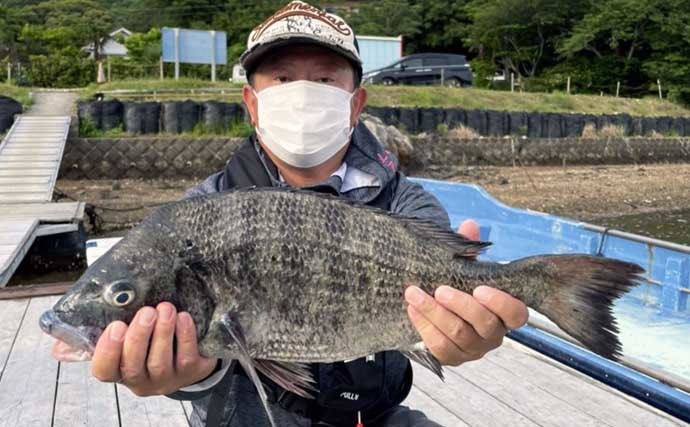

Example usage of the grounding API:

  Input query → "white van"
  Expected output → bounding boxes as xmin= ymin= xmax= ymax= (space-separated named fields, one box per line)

xmin=231 ymin=64 xmax=247 ymax=84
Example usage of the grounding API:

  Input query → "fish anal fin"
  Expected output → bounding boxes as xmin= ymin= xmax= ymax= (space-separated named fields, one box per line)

xmin=255 ymin=360 xmax=318 ymax=399
xmin=401 ymin=343 xmax=444 ymax=381
xmin=220 ymin=313 xmax=277 ymax=427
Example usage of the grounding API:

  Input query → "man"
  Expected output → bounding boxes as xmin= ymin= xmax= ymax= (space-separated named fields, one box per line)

xmin=82 ymin=2 xmax=528 ymax=426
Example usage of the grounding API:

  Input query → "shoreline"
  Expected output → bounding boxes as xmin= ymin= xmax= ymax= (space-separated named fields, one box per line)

xmin=55 ymin=163 xmax=690 ymax=238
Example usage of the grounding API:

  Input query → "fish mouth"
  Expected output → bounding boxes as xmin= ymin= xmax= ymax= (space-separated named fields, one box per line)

xmin=39 ymin=310 xmax=101 ymax=356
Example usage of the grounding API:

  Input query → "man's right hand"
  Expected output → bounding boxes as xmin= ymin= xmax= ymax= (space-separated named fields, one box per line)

xmin=90 ymin=302 xmax=218 ymax=396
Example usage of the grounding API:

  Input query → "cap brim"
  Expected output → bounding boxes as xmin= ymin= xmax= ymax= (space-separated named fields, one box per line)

xmin=240 ymin=36 xmax=362 ymax=77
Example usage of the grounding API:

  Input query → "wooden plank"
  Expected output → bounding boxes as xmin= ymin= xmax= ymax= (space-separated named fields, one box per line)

xmin=117 ymin=385 xmax=190 ymax=427
xmin=0 ymin=282 xmax=73 ymax=300
xmin=0 ymin=232 xmax=26 ymax=245
xmin=0 ymin=170 xmax=52 ymax=177
xmin=411 ymin=362 xmax=538 ymax=426
xmin=0 ymin=155 xmax=62 ymax=161
xmin=0 ymin=161 xmax=58 ymax=169
xmin=0 ymin=194 xmax=47 ymax=203
xmin=0 ymin=177 xmax=52 ymax=185
xmin=0 ymin=202 xmax=84 ymax=221
xmin=489 ymin=340 xmax=686 ymax=427
xmin=0 ymin=298 xmax=30 ymax=379
xmin=4 ymin=142 xmax=62 ymax=147
xmin=404 ymin=385 xmax=471 ymax=426
xmin=452 ymin=348 xmax=617 ymax=426
xmin=1 ymin=147 xmax=61 ymax=153
xmin=0 ymin=187 xmax=53 ymax=195
xmin=0 ymin=220 xmax=39 ymax=232
xmin=0 ymin=296 xmax=60 ymax=427
xmin=53 ymin=363 xmax=120 ymax=427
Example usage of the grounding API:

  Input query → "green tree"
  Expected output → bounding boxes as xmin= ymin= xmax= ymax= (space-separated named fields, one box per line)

xmin=464 ymin=0 xmax=586 ymax=78
xmin=345 ymin=0 xmax=422 ymax=41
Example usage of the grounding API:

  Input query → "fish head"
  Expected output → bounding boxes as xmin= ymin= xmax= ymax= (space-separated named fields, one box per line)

xmin=39 ymin=232 xmax=178 ymax=357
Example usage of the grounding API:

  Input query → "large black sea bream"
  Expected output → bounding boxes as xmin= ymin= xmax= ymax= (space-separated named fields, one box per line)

xmin=40 ymin=188 xmax=642 ymax=426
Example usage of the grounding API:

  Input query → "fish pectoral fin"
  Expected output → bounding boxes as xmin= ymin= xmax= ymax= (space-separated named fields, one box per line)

xmin=255 ymin=360 xmax=318 ymax=399
xmin=220 ymin=313 xmax=277 ymax=427
xmin=401 ymin=343 xmax=444 ymax=381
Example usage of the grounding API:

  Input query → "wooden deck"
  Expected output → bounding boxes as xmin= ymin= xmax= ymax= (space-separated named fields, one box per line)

xmin=0 ymin=296 xmax=686 ymax=427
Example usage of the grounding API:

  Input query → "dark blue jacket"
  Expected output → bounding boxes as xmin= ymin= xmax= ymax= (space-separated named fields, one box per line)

xmin=168 ymin=122 xmax=450 ymax=427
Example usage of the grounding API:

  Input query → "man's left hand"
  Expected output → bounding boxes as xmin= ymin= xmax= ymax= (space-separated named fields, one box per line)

xmin=404 ymin=219 xmax=529 ymax=366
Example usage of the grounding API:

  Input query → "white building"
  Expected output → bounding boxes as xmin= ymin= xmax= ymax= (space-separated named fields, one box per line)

xmin=83 ymin=27 xmax=132 ymax=59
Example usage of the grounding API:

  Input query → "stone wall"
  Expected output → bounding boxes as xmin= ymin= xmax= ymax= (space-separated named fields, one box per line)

xmin=59 ymin=136 xmax=690 ymax=180
xmin=77 ymin=99 xmax=690 ymax=138
xmin=59 ymin=137 xmax=243 ymax=179
xmin=411 ymin=137 xmax=690 ymax=175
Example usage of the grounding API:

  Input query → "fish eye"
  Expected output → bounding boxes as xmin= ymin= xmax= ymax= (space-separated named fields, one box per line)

xmin=104 ymin=280 xmax=136 ymax=308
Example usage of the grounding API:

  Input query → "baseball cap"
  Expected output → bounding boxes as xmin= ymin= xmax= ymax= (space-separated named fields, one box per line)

xmin=240 ymin=1 xmax=362 ymax=80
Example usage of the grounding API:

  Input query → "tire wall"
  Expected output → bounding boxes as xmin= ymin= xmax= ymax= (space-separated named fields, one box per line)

xmin=77 ymin=100 xmax=689 ymax=138
xmin=365 ymin=106 xmax=690 ymax=138
xmin=0 ymin=96 xmax=23 ymax=133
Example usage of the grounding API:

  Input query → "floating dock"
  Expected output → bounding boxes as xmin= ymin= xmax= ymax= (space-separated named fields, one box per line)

xmin=0 ymin=115 xmax=84 ymax=287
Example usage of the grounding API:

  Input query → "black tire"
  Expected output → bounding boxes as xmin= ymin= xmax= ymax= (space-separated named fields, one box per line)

xmin=446 ymin=77 xmax=463 ymax=88
xmin=382 ymin=77 xmax=396 ymax=86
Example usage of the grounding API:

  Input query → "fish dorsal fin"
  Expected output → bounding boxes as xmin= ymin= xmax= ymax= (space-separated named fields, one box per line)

xmin=254 ymin=360 xmax=318 ymax=399
xmin=220 ymin=313 xmax=277 ymax=427
xmin=397 ymin=216 xmax=491 ymax=258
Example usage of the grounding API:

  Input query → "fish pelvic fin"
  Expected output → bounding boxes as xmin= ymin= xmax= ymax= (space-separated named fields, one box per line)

xmin=401 ymin=342 xmax=444 ymax=381
xmin=255 ymin=360 xmax=318 ymax=399
xmin=220 ymin=313 xmax=277 ymax=427
xmin=518 ymin=255 xmax=643 ymax=360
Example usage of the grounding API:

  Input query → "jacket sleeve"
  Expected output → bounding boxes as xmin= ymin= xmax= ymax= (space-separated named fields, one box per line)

xmin=184 ymin=171 xmax=223 ymax=198
xmin=389 ymin=173 xmax=451 ymax=230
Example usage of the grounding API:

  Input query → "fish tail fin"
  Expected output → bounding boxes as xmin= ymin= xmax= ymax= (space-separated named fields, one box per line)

xmin=515 ymin=255 xmax=643 ymax=360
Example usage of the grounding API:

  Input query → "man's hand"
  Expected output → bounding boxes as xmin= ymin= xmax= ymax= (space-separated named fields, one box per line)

xmin=89 ymin=302 xmax=218 ymax=396
xmin=404 ymin=219 xmax=529 ymax=366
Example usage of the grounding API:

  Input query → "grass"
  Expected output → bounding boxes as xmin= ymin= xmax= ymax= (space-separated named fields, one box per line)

xmin=366 ymin=86 xmax=690 ymax=117
xmin=81 ymin=78 xmax=242 ymax=99
xmin=77 ymin=78 xmax=690 ymax=117
xmin=0 ymin=83 xmax=33 ymax=107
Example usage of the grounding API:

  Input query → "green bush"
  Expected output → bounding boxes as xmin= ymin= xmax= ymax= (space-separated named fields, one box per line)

xmin=27 ymin=47 xmax=95 ymax=88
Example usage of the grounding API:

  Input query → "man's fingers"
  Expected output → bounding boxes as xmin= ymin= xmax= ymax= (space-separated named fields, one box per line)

xmin=120 ymin=306 xmax=157 ymax=385
xmin=473 ymin=286 xmax=529 ymax=330
xmin=91 ymin=321 xmax=127 ymax=382
xmin=458 ymin=219 xmax=480 ymax=241
xmin=435 ymin=286 xmax=506 ymax=341
xmin=146 ymin=303 xmax=176 ymax=382
xmin=175 ymin=312 xmax=201 ymax=372
xmin=407 ymin=305 xmax=473 ymax=366
xmin=175 ymin=312 xmax=218 ymax=384
xmin=405 ymin=285 xmax=482 ymax=348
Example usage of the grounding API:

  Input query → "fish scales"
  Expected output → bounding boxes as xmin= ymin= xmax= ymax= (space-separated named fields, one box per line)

xmin=163 ymin=189 xmax=458 ymax=362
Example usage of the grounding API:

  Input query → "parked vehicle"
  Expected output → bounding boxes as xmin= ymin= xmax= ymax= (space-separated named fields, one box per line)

xmin=362 ymin=53 xmax=473 ymax=87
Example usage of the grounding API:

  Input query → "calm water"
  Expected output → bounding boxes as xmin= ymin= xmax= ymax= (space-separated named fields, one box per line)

xmin=597 ymin=209 xmax=690 ymax=246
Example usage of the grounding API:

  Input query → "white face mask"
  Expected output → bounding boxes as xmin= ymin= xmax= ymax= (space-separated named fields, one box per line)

xmin=254 ymin=80 xmax=354 ymax=168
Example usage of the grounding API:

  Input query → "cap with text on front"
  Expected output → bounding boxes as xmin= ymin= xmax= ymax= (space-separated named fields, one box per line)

xmin=240 ymin=1 xmax=362 ymax=77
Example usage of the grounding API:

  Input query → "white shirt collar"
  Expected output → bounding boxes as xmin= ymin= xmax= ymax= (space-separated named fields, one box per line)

xmin=279 ymin=162 xmax=380 ymax=192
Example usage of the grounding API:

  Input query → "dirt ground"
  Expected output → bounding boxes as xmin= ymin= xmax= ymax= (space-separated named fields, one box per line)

xmin=55 ymin=163 xmax=690 ymax=236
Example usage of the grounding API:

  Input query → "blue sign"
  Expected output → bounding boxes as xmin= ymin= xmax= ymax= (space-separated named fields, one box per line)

xmin=162 ymin=28 xmax=227 ymax=65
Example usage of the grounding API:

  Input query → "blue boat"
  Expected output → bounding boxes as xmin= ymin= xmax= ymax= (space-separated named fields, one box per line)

xmin=413 ymin=177 xmax=690 ymax=422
